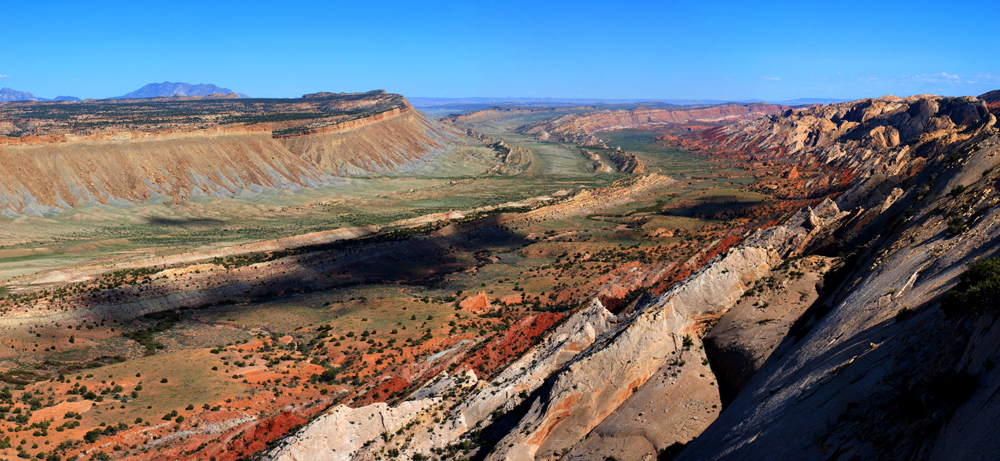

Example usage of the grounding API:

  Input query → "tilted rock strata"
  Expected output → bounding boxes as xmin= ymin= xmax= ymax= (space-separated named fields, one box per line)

xmin=681 ymin=95 xmax=994 ymax=212
xmin=264 ymin=300 xmax=615 ymax=461
xmin=703 ymin=255 xmax=832 ymax=394
xmin=267 ymin=398 xmax=443 ymax=461
xmin=484 ymin=200 xmax=845 ymax=461
xmin=389 ymin=300 xmax=616 ymax=459
xmin=677 ymin=116 xmax=1000 ymax=461
xmin=562 ymin=342 xmax=719 ymax=461
xmin=518 ymin=104 xmax=788 ymax=144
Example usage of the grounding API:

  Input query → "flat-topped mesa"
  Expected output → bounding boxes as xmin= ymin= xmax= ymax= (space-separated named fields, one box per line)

xmin=516 ymin=103 xmax=789 ymax=145
xmin=0 ymin=91 xmax=464 ymax=214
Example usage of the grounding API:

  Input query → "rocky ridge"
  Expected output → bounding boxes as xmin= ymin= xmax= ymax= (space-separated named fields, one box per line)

xmin=517 ymin=104 xmax=788 ymax=145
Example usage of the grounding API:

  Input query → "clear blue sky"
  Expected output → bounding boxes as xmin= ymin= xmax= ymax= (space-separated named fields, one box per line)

xmin=2 ymin=0 xmax=999 ymax=101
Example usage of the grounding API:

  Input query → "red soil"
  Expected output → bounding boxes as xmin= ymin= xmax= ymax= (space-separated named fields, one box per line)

xmin=460 ymin=312 xmax=564 ymax=378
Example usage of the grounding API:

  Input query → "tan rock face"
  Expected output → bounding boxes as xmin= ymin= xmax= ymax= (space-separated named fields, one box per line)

xmin=459 ymin=292 xmax=491 ymax=313
xmin=268 ymin=300 xmax=616 ymax=461
xmin=563 ymin=342 xmax=721 ymax=461
xmin=266 ymin=399 xmax=438 ymax=461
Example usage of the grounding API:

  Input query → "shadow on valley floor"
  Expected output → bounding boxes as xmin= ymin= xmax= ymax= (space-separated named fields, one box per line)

xmin=143 ymin=216 xmax=227 ymax=227
xmin=662 ymin=198 xmax=767 ymax=219
xmin=72 ymin=217 xmax=531 ymax=319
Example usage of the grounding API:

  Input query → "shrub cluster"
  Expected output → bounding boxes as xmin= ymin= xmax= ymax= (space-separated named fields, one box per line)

xmin=941 ymin=257 xmax=1000 ymax=316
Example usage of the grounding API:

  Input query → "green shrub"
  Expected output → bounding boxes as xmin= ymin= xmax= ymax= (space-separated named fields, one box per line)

xmin=947 ymin=216 xmax=968 ymax=237
xmin=941 ymin=257 xmax=1000 ymax=316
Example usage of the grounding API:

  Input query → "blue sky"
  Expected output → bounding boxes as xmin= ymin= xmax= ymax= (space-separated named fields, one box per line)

xmin=2 ymin=0 xmax=999 ymax=101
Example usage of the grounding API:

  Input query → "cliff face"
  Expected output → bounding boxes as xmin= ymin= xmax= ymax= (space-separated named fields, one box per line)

xmin=517 ymin=103 xmax=788 ymax=144
xmin=0 ymin=103 xmax=463 ymax=214
xmin=279 ymin=106 xmax=462 ymax=175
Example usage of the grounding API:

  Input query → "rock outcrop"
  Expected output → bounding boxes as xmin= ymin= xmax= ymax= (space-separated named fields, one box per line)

xmin=517 ymin=104 xmax=788 ymax=145
xmin=484 ymin=200 xmax=845 ymax=461
xmin=978 ymin=89 xmax=1000 ymax=115
xmin=678 ymin=111 xmax=1000 ymax=461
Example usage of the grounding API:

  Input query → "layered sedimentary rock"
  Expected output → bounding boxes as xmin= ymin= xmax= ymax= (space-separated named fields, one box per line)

xmin=0 ymin=101 xmax=462 ymax=214
xmin=485 ymin=201 xmax=845 ymax=461
xmin=517 ymin=104 xmax=788 ymax=145
xmin=264 ymin=300 xmax=616 ymax=461
xmin=678 ymin=110 xmax=1000 ymax=461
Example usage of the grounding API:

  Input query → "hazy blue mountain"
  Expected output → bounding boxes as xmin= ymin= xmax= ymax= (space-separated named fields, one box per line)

xmin=53 ymin=96 xmax=81 ymax=101
xmin=0 ymin=87 xmax=44 ymax=102
xmin=112 ymin=82 xmax=248 ymax=99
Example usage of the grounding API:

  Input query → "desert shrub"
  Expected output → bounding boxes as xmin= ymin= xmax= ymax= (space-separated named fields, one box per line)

xmin=895 ymin=308 xmax=916 ymax=323
xmin=940 ymin=257 xmax=1000 ymax=316
xmin=658 ymin=442 xmax=687 ymax=461
xmin=947 ymin=216 xmax=968 ymax=237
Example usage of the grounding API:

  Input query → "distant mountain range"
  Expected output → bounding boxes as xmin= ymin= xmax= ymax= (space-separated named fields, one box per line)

xmin=0 ymin=87 xmax=45 ymax=102
xmin=0 ymin=82 xmax=248 ymax=102
xmin=112 ymin=82 xmax=248 ymax=99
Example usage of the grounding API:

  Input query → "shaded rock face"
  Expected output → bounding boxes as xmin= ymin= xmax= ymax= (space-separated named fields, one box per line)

xmin=703 ymin=255 xmax=832 ymax=396
xmin=562 ymin=341 xmax=721 ymax=461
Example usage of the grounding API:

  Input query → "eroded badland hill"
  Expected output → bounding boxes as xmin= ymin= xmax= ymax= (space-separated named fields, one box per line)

xmin=1 ymin=92 xmax=1000 ymax=461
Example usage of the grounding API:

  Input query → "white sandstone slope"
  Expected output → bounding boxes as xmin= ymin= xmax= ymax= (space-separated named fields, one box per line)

xmin=484 ymin=201 xmax=846 ymax=461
